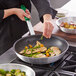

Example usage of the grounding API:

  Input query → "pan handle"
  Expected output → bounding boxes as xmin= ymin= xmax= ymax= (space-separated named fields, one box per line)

xmin=21 ymin=5 xmax=30 ymax=21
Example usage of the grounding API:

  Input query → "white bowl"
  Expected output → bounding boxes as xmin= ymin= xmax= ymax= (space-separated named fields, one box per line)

xmin=56 ymin=17 xmax=76 ymax=34
xmin=0 ymin=63 xmax=35 ymax=76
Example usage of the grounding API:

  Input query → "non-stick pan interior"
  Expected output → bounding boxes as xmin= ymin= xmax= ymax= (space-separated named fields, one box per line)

xmin=14 ymin=35 xmax=69 ymax=53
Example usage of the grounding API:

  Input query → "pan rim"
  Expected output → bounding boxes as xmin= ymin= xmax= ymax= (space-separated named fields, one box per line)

xmin=13 ymin=34 xmax=69 ymax=59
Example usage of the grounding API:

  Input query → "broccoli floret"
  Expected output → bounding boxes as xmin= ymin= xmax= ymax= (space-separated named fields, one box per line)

xmin=0 ymin=69 xmax=6 ymax=75
xmin=10 ymin=69 xmax=15 ymax=74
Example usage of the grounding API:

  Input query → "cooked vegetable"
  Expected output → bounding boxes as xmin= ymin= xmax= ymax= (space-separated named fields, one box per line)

xmin=0 ymin=69 xmax=26 ymax=76
xmin=29 ymin=44 xmax=33 ymax=48
xmin=41 ymin=35 xmax=44 ymax=40
xmin=60 ymin=22 xmax=76 ymax=29
xmin=19 ymin=41 xmax=61 ymax=58
xmin=0 ymin=69 xmax=6 ymax=75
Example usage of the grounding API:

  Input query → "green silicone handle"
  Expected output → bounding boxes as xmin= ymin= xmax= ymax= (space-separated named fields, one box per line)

xmin=21 ymin=5 xmax=30 ymax=21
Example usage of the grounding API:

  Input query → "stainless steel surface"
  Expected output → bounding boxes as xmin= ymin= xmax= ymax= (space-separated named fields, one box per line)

xmin=0 ymin=63 xmax=35 ymax=76
xmin=56 ymin=17 xmax=76 ymax=34
xmin=57 ymin=70 xmax=76 ymax=75
xmin=68 ymin=41 xmax=76 ymax=47
xmin=13 ymin=35 xmax=69 ymax=64
xmin=27 ymin=21 xmax=35 ymax=35
xmin=0 ymin=48 xmax=17 ymax=64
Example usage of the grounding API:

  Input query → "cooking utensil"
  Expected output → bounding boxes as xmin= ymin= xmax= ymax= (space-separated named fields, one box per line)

xmin=21 ymin=5 xmax=35 ymax=35
xmin=56 ymin=17 xmax=76 ymax=34
xmin=0 ymin=63 xmax=35 ymax=76
xmin=13 ymin=35 xmax=69 ymax=64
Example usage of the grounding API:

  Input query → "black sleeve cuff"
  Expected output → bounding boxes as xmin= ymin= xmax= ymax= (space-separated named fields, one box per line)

xmin=40 ymin=7 xmax=57 ymax=23
xmin=31 ymin=0 xmax=57 ymax=23
xmin=0 ymin=10 xmax=4 ymax=22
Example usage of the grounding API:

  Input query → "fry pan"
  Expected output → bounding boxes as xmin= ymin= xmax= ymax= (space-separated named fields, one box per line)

xmin=13 ymin=35 xmax=69 ymax=64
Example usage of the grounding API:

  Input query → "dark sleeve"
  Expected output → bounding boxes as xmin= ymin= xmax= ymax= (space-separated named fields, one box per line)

xmin=0 ymin=10 xmax=4 ymax=22
xmin=31 ymin=0 xmax=57 ymax=22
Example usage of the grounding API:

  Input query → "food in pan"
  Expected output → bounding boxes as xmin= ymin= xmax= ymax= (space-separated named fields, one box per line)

xmin=60 ymin=22 xmax=76 ymax=29
xmin=0 ymin=69 xmax=26 ymax=76
xmin=19 ymin=41 xmax=61 ymax=58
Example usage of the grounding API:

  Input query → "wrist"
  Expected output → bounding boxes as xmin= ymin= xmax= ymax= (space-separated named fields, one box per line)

xmin=43 ymin=14 xmax=52 ymax=22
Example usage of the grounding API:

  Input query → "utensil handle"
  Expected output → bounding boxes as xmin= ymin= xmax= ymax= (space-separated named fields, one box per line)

xmin=21 ymin=5 xmax=30 ymax=21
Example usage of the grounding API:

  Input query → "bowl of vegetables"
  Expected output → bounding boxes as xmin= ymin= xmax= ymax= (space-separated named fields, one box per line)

xmin=56 ymin=17 xmax=76 ymax=34
xmin=0 ymin=63 xmax=35 ymax=76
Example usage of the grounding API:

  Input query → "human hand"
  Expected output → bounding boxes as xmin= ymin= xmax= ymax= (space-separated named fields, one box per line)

xmin=43 ymin=20 xmax=54 ymax=38
xmin=14 ymin=8 xmax=31 ymax=21
xmin=43 ymin=14 xmax=54 ymax=38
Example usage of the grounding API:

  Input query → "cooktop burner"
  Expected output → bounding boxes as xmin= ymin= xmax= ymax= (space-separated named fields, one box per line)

xmin=54 ymin=50 xmax=76 ymax=76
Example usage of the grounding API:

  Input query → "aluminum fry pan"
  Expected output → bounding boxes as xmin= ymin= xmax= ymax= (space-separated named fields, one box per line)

xmin=13 ymin=35 xmax=69 ymax=64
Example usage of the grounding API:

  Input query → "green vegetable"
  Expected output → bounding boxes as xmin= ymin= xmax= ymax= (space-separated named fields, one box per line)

xmin=0 ymin=69 xmax=6 ymax=75
xmin=50 ymin=49 xmax=53 ymax=53
xmin=0 ymin=69 xmax=26 ymax=76
xmin=24 ymin=48 xmax=27 ymax=53
xmin=10 ymin=69 xmax=15 ymax=74
xmin=24 ymin=54 xmax=33 ymax=57
xmin=41 ymin=35 xmax=43 ymax=40
xmin=22 ymin=72 xmax=26 ymax=75
xmin=21 ymin=72 xmax=25 ymax=76
xmin=24 ymin=52 xmax=41 ymax=57
xmin=33 ymin=45 xmax=40 ymax=49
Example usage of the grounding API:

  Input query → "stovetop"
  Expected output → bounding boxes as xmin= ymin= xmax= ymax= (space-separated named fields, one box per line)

xmin=12 ymin=46 xmax=76 ymax=76
xmin=0 ymin=46 xmax=76 ymax=76
xmin=11 ymin=53 xmax=69 ymax=76
xmin=55 ymin=52 xmax=76 ymax=76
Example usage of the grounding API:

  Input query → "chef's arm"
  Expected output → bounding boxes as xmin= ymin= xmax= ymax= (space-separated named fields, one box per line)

xmin=43 ymin=14 xmax=52 ymax=22
xmin=0 ymin=8 xmax=31 ymax=22
xmin=3 ymin=8 xmax=16 ymax=19
xmin=31 ymin=0 xmax=57 ymax=38
xmin=31 ymin=0 xmax=57 ymax=22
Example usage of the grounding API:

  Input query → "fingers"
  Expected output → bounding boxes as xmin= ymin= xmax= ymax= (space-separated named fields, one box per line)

xmin=25 ymin=9 xmax=31 ymax=19
xmin=21 ymin=9 xmax=31 ymax=21
xmin=21 ymin=16 xmax=25 ymax=21
xmin=25 ymin=9 xmax=30 ymax=14
xmin=48 ymin=22 xmax=54 ymax=38
xmin=43 ymin=22 xmax=49 ymax=38
xmin=43 ymin=21 xmax=54 ymax=38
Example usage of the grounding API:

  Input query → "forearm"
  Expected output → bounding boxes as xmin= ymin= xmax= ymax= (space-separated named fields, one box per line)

xmin=3 ymin=8 xmax=16 ymax=19
xmin=31 ymin=0 xmax=57 ymax=23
